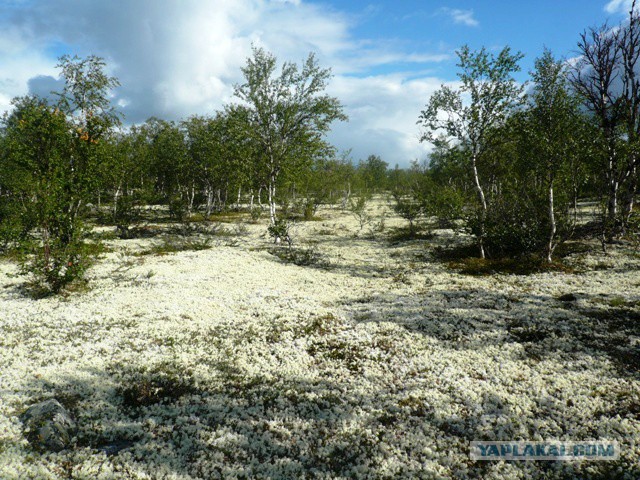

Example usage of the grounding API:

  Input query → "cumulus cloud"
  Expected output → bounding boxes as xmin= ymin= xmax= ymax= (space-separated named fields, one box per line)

xmin=327 ymin=74 xmax=454 ymax=164
xmin=441 ymin=8 xmax=479 ymax=27
xmin=0 ymin=0 xmax=450 ymax=165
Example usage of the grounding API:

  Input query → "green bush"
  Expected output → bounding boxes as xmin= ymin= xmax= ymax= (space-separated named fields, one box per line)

xmin=470 ymin=194 xmax=551 ymax=258
xmin=392 ymin=192 xmax=422 ymax=234
xmin=114 ymin=192 xmax=142 ymax=239
xmin=249 ymin=206 xmax=263 ymax=222
xmin=303 ymin=200 xmax=316 ymax=220
xmin=22 ymin=231 xmax=103 ymax=297
xmin=1 ymin=56 xmax=120 ymax=295
xmin=268 ymin=218 xmax=292 ymax=246
xmin=168 ymin=194 xmax=188 ymax=222
xmin=421 ymin=184 xmax=466 ymax=228
xmin=348 ymin=195 xmax=372 ymax=233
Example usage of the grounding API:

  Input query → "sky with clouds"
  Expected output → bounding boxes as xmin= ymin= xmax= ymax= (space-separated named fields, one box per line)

xmin=0 ymin=0 xmax=635 ymax=166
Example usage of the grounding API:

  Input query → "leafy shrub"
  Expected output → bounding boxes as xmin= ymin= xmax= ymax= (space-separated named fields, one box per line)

xmin=0 ymin=209 xmax=29 ymax=256
xmin=249 ymin=206 xmax=263 ymax=223
xmin=303 ymin=200 xmax=316 ymax=220
xmin=269 ymin=245 xmax=320 ymax=266
xmin=2 ymin=57 xmax=120 ymax=295
xmin=22 ymin=232 xmax=104 ymax=297
xmin=268 ymin=218 xmax=292 ymax=246
xmin=392 ymin=192 xmax=422 ymax=234
xmin=447 ymin=255 xmax=574 ymax=275
xmin=469 ymin=195 xmax=553 ymax=258
xmin=421 ymin=184 xmax=466 ymax=228
xmin=348 ymin=195 xmax=372 ymax=233
xmin=168 ymin=194 xmax=188 ymax=222
xmin=114 ymin=193 xmax=142 ymax=239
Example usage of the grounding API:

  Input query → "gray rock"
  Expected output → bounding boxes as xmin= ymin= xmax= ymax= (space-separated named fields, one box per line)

xmin=96 ymin=439 xmax=136 ymax=456
xmin=21 ymin=399 xmax=76 ymax=452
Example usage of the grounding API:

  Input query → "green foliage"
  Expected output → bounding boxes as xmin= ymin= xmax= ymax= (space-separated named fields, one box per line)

xmin=168 ymin=194 xmax=188 ymax=222
xmin=22 ymin=233 xmax=99 ymax=297
xmin=234 ymin=46 xmax=347 ymax=226
xmin=348 ymin=194 xmax=372 ymax=233
xmin=471 ymin=194 xmax=550 ymax=258
xmin=419 ymin=44 xmax=524 ymax=257
xmin=422 ymin=184 xmax=467 ymax=228
xmin=446 ymin=255 xmax=574 ymax=276
xmin=0 ymin=197 xmax=30 ymax=254
xmin=113 ymin=192 xmax=143 ymax=239
xmin=0 ymin=55 xmax=119 ymax=294
xmin=392 ymin=192 xmax=422 ymax=234
xmin=249 ymin=206 xmax=263 ymax=223
xmin=303 ymin=200 xmax=316 ymax=221
xmin=358 ymin=155 xmax=389 ymax=192
xmin=418 ymin=45 xmax=524 ymax=148
xmin=268 ymin=217 xmax=292 ymax=246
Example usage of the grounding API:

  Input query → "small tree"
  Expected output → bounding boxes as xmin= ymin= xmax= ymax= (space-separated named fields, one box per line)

xmin=359 ymin=154 xmax=389 ymax=192
xmin=2 ymin=55 xmax=119 ymax=294
xmin=418 ymin=45 xmax=524 ymax=258
xmin=102 ymin=129 xmax=148 ymax=238
xmin=349 ymin=194 xmax=372 ymax=234
xmin=527 ymin=48 xmax=582 ymax=261
xmin=392 ymin=190 xmax=422 ymax=235
xmin=145 ymin=118 xmax=190 ymax=220
xmin=233 ymin=46 xmax=346 ymax=234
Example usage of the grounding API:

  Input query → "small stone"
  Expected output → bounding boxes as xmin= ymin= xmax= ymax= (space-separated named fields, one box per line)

xmin=21 ymin=399 xmax=76 ymax=452
xmin=97 ymin=439 xmax=136 ymax=456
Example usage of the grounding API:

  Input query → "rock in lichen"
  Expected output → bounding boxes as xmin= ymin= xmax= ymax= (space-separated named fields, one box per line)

xmin=21 ymin=399 xmax=76 ymax=452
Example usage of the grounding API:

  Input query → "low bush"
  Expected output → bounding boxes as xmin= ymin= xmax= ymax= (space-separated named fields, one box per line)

xmin=447 ymin=255 xmax=575 ymax=276
xmin=268 ymin=218 xmax=292 ymax=247
xmin=269 ymin=245 xmax=320 ymax=266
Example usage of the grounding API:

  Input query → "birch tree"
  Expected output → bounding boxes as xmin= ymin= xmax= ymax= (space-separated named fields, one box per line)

xmin=570 ymin=22 xmax=624 ymax=236
xmin=233 ymin=46 xmax=346 ymax=229
xmin=418 ymin=45 xmax=524 ymax=258
xmin=528 ymin=49 xmax=581 ymax=262
xmin=2 ymin=55 xmax=119 ymax=293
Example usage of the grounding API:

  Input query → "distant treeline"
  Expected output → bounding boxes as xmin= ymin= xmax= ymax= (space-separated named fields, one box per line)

xmin=1 ymin=6 xmax=640 ymax=293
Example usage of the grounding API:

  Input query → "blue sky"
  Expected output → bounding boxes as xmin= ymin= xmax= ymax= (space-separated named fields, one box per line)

xmin=0 ymin=0 xmax=634 ymax=166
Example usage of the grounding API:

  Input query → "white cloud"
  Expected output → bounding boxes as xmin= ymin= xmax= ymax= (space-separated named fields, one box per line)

xmin=441 ymin=8 xmax=479 ymax=27
xmin=604 ymin=0 xmax=631 ymax=13
xmin=0 ymin=0 xmax=451 ymax=166
xmin=327 ymin=75 xmax=458 ymax=163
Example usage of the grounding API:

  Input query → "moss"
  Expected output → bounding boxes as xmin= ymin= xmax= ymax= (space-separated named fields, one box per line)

xmin=303 ymin=313 xmax=342 ymax=336
xmin=447 ymin=256 xmax=576 ymax=276
xmin=117 ymin=364 xmax=200 ymax=409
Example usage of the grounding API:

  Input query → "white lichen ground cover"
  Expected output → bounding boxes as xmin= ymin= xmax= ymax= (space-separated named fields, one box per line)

xmin=0 ymin=201 xmax=639 ymax=479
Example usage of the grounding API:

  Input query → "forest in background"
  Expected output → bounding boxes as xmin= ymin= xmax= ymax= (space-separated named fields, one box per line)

xmin=0 ymin=5 xmax=639 ymax=295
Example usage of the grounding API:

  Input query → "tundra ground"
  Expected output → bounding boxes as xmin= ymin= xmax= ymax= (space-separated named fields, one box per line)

xmin=1 ymin=200 xmax=638 ymax=479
